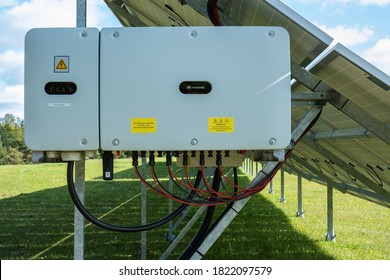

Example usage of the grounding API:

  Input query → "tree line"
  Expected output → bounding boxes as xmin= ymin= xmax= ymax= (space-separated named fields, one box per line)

xmin=0 ymin=114 xmax=31 ymax=165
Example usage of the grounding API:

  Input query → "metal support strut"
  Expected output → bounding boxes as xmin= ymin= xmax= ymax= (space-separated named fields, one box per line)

xmin=141 ymin=156 xmax=147 ymax=260
xmin=325 ymin=184 xmax=336 ymax=242
xmin=74 ymin=154 xmax=85 ymax=260
xmin=296 ymin=174 xmax=304 ymax=217
xmin=74 ymin=0 xmax=86 ymax=261
xmin=269 ymin=180 xmax=275 ymax=194
xmin=280 ymin=170 xmax=286 ymax=203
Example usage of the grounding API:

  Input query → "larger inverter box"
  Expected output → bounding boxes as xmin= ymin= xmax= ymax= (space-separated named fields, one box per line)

xmin=100 ymin=27 xmax=291 ymax=151
xmin=24 ymin=28 xmax=99 ymax=151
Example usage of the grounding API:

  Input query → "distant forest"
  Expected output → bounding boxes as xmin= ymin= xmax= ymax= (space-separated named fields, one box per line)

xmin=0 ymin=114 xmax=31 ymax=164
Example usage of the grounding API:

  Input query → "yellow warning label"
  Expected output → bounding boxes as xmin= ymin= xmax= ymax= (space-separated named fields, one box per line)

xmin=56 ymin=59 xmax=68 ymax=70
xmin=131 ymin=118 xmax=157 ymax=133
xmin=54 ymin=56 xmax=69 ymax=73
xmin=208 ymin=117 xmax=234 ymax=133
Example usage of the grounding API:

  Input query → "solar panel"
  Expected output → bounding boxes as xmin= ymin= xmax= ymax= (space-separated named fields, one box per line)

xmin=104 ymin=0 xmax=332 ymax=67
xmin=289 ymin=42 xmax=390 ymax=207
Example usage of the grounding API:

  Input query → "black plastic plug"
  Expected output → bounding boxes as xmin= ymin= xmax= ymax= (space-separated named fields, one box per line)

xmin=103 ymin=151 xmax=114 ymax=180
xmin=149 ymin=151 xmax=155 ymax=166
xmin=132 ymin=151 xmax=139 ymax=167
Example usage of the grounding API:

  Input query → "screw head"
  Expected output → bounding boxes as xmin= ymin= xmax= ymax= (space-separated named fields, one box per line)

xmin=269 ymin=138 xmax=277 ymax=145
xmin=190 ymin=138 xmax=198 ymax=146
xmin=268 ymin=30 xmax=275 ymax=37
xmin=80 ymin=31 xmax=88 ymax=38
xmin=80 ymin=138 xmax=88 ymax=146
xmin=112 ymin=31 xmax=119 ymax=38
xmin=190 ymin=30 xmax=197 ymax=38
xmin=112 ymin=139 xmax=120 ymax=146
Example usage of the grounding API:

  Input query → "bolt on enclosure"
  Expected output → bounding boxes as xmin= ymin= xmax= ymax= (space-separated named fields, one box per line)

xmin=24 ymin=28 xmax=99 ymax=152
xmin=99 ymin=27 xmax=291 ymax=151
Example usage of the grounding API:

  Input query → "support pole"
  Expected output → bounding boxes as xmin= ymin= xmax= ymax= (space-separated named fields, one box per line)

xmin=250 ymin=152 xmax=254 ymax=177
xmin=74 ymin=154 xmax=85 ymax=260
xmin=326 ymin=184 xmax=336 ymax=242
xmin=269 ymin=180 xmax=274 ymax=194
xmin=296 ymin=174 xmax=304 ymax=217
xmin=165 ymin=171 xmax=175 ymax=242
xmin=280 ymin=170 xmax=286 ymax=202
xmin=141 ymin=156 xmax=147 ymax=260
xmin=74 ymin=1 xmax=86 ymax=261
xmin=77 ymin=0 xmax=87 ymax=28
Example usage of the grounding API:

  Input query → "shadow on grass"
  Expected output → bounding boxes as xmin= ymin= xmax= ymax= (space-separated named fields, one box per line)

xmin=0 ymin=164 xmax=333 ymax=260
xmin=204 ymin=193 xmax=334 ymax=260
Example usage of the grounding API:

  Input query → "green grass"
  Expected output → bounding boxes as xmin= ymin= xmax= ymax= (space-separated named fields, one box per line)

xmin=0 ymin=159 xmax=389 ymax=260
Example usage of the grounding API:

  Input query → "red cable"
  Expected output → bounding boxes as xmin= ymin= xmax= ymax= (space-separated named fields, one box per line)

xmin=156 ymin=166 xmax=226 ymax=206
xmin=168 ymin=166 xmax=208 ymax=195
xmin=213 ymin=4 xmax=221 ymax=26
xmin=134 ymin=166 xmax=167 ymax=197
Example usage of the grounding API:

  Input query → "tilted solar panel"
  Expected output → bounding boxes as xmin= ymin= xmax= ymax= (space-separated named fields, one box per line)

xmin=104 ymin=0 xmax=332 ymax=67
xmin=289 ymin=43 xmax=390 ymax=207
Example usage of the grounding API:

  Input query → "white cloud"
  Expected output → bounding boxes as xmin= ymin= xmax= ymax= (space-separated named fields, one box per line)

xmin=0 ymin=50 xmax=24 ymax=84
xmin=5 ymin=1 xmax=76 ymax=30
xmin=290 ymin=0 xmax=390 ymax=6
xmin=359 ymin=0 xmax=390 ymax=6
xmin=1 ymin=0 xmax=105 ymax=32
xmin=317 ymin=23 xmax=375 ymax=47
xmin=0 ymin=84 xmax=24 ymax=119
xmin=0 ymin=0 xmax=112 ymax=118
xmin=363 ymin=38 xmax=390 ymax=75
xmin=0 ymin=0 xmax=17 ymax=6
xmin=0 ymin=84 xmax=23 ymax=104
xmin=0 ymin=0 xmax=108 ymax=48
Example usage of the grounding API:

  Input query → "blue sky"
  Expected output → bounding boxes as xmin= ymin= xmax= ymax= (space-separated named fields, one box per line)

xmin=0 ymin=0 xmax=389 ymax=119
xmin=282 ymin=0 xmax=390 ymax=60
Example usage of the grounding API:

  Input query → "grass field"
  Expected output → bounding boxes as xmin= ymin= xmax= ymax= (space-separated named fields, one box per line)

xmin=0 ymin=159 xmax=389 ymax=260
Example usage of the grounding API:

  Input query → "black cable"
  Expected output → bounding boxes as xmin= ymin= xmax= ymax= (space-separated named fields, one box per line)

xmin=67 ymin=161 xmax=200 ymax=232
xmin=179 ymin=168 xmax=221 ymax=259
xmin=162 ymin=166 xmax=233 ymax=205
xmin=150 ymin=166 xmax=215 ymax=205
xmin=207 ymin=0 xmax=221 ymax=26
xmin=204 ymin=167 xmax=239 ymax=237
xmin=138 ymin=153 xmax=225 ymax=205
xmin=233 ymin=167 xmax=238 ymax=195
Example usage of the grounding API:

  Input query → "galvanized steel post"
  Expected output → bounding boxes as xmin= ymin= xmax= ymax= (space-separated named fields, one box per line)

xmin=74 ymin=0 xmax=86 ymax=260
xmin=296 ymin=174 xmax=304 ymax=217
xmin=77 ymin=0 xmax=87 ymax=28
xmin=141 ymin=156 xmax=147 ymax=259
xmin=326 ymin=184 xmax=336 ymax=241
xmin=280 ymin=170 xmax=286 ymax=202
xmin=74 ymin=154 xmax=85 ymax=260
xmin=269 ymin=180 xmax=274 ymax=194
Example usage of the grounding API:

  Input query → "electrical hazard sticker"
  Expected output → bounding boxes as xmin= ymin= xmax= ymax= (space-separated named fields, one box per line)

xmin=208 ymin=117 xmax=234 ymax=133
xmin=131 ymin=118 xmax=157 ymax=133
xmin=54 ymin=56 xmax=69 ymax=73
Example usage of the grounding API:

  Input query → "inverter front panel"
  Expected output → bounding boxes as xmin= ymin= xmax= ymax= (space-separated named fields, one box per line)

xmin=99 ymin=26 xmax=291 ymax=151
xmin=24 ymin=28 xmax=99 ymax=151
